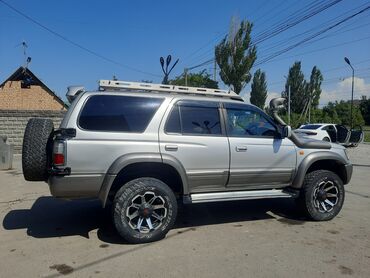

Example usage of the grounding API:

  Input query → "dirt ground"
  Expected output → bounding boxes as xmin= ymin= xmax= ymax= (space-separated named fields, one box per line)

xmin=0 ymin=145 xmax=369 ymax=277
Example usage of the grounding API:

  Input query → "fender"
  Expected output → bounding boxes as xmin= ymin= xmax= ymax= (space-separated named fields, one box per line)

xmin=98 ymin=153 xmax=189 ymax=207
xmin=292 ymin=151 xmax=349 ymax=189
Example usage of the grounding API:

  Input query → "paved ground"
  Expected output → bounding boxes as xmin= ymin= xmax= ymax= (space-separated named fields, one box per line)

xmin=0 ymin=145 xmax=369 ymax=278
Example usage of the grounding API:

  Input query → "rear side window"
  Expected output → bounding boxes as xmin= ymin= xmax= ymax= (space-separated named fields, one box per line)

xmin=79 ymin=95 xmax=163 ymax=132
xmin=165 ymin=105 xmax=181 ymax=134
xmin=165 ymin=101 xmax=222 ymax=135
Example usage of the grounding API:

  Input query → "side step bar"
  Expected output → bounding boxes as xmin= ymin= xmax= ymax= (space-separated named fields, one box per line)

xmin=183 ymin=189 xmax=297 ymax=204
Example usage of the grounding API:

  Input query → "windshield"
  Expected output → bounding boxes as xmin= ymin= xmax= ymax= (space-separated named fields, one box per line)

xmin=300 ymin=124 xmax=322 ymax=130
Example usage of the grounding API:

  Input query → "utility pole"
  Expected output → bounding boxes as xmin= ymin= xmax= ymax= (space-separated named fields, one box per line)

xmin=288 ymin=84 xmax=291 ymax=125
xmin=184 ymin=68 xmax=188 ymax=86
xmin=213 ymin=58 xmax=217 ymax=81
xmin=344 ymin=57 xmax=355 ymax=130
xmin=284 ymin=75 xmax=291 ymax=125
xmin=308 ymin=86 xmax=312 ymax=123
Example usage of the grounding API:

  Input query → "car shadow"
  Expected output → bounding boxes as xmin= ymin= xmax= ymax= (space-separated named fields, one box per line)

xmin=3 ymin=196 xmax=306 ymax=245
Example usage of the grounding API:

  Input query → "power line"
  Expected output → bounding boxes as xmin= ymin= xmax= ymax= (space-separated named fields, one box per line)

xmin=183 ymin=0 xmax=304 ymax=66
xmin=260 ymin=34 xmax=370 ymax=66
xmin=0 ymin=0 xmax=161 ymax=78
xmin=259 ymin=1 xmax=370 ymax=53
xmin=252 ymin=0 xmax=343 ymax=45
xmin=186 ymin=0 xmax=343 ymax=70
xmin=254 ymin=5 xmax=370 ymax=67
xmin=188 ymin=32 xmax=370 ymax=80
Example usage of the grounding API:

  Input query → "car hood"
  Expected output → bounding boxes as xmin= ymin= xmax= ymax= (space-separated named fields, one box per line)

xmin=330 ymin=142 xmax=345 ymax=150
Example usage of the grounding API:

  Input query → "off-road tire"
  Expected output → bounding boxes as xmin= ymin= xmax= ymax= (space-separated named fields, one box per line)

xmin=297 ymin=170 xmax=344 ymax=221
xmin=113 ymin=178 xmax=177 ymax=244
xmin=22 ymin=118 xmax=54 ymax=181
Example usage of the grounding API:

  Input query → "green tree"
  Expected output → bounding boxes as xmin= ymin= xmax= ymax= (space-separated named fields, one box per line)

xmin=306 ymin=66 xmax=323 ymax=109
xmin=360 ymin=96 xmax=370 ymax=125
xmin=215 ymin=18 xmax=257 ymax=94
xmin=282 ymin=62 xmax=323 ymax=118
xmin=169 ymin=70 xmax=218 ymax=88
xmin=323 ymin=101 xmax=364 ymax=126
xmin=250 ymin=69 xmax=267 ymax=109
xmin=304 ymin=66 xmax=323 ymax=122
xmin=282 ymin=61 xmax=306 ymax=113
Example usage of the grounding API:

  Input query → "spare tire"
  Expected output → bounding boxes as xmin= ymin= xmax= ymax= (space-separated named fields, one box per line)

xmin=22 ymin=118 xmax=54 ymax=181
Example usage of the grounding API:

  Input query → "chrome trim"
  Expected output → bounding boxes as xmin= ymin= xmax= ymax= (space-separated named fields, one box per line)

xmin=184 ymin=189 xmax=295 ymax=204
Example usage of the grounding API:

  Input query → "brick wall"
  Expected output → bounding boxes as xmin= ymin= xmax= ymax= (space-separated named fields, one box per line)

xmin=0 ymin=81 xmax=66 ymax=111
xmin=0 ymin=110 xmax=66 ymax=154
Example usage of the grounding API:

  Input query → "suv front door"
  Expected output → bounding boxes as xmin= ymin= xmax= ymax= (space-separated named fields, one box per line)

xmin=224 ymin=103 xmax=296 ymax=189
xmin=159 ymin=100 xmax=229 ymax=193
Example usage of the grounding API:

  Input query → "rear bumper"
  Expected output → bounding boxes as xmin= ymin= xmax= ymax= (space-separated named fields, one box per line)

xmin=344 ymin=163 xmax=353 ymax=185
xmin=48 ymin=174 xmax=104 ymax=198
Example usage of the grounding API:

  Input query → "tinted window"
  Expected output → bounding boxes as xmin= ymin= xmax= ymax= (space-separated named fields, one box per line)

xmin=181 ymin=106 xmax=221 ymax=135
xmin=226 ymin=108 xmax=276 ymax=137
xmin=322 ymin=125 xmax=335 ymax=131
xmin=79 ymin=95 xmax=163 ymax=132
xmin=165 ymin=105 xmax=181 ymax=133
xmin=300 ymin=124 xmax=322 ymax=130
xmin=165 ymin=102 xmax=221 ymax=135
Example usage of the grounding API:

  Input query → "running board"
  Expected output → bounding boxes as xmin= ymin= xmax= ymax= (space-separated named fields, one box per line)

xmin=183 ymin=189 xmax=297 ymax=204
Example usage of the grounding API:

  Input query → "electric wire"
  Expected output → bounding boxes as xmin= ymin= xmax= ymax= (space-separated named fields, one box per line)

xmin=0 ymin=0 xmax=162 ymax=78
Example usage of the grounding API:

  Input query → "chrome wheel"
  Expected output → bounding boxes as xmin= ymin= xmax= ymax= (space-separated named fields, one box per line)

xmin=126 ymin=191 xmax=167 ymax=233
xmin=313 ymin=180 xmax=339 ymax=213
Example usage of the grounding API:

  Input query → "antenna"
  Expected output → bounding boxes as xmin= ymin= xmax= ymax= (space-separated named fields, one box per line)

xmin=16 ymin=41 xmax=31 ymax=69
xmin=22 ymin=41 xmax=28 ymax=66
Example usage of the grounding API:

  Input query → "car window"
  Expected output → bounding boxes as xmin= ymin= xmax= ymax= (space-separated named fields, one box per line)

xmin=165 ymin=105 xmax=181 ymax=134
xmin=322 ymin=125 xmax=335 ymax=131
xmin=165 ymin=102 xmax=221 ymax=136
xmin=79 ymin=95 xmax=164 ymax=132
xmin=300 ymin=124 xmax=322 ymax=130
xmin=226 ymin=108 xmax=277 ymax=137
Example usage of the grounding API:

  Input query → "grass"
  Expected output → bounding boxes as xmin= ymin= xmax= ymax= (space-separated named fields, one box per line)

xmin=364 ymin=126 xmax=370 ymax=142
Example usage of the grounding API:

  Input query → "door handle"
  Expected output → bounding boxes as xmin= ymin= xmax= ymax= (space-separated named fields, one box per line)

xmin=165 ymin=145 xmax=178 ymax=151
xmin=236 ymin=145 xmax=247 ymax=152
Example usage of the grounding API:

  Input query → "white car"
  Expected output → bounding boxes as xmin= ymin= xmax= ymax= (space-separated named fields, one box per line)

xmin=295 ymin=124 xmax=334 ymax=142
xmin=295 ymin=123 xmax=364 ymax=146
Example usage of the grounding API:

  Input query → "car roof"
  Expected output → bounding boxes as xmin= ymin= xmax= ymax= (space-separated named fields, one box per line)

xmin=301 ymin=123 xmax=335 ymax=127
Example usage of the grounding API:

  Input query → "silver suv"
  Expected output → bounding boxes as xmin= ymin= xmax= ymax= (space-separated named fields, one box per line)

xmin=22 ymin=80 xmax=353 ymax=243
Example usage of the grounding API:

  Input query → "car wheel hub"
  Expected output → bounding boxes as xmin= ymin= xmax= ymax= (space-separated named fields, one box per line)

xmin=125 ymin=191 xmax=167 ymax=233
xmin=313 ymin=180 xmax=339 ymax=213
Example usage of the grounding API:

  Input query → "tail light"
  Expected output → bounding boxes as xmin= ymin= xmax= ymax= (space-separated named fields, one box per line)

xmin=303 ymin=131 xmax=317 ymax=135
xmin=53 ymin=141 xmax=65 ymax=166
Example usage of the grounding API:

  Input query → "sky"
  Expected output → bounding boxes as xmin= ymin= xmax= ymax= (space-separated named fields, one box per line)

xmin=1 ymin=0 xmax=370 ymax=106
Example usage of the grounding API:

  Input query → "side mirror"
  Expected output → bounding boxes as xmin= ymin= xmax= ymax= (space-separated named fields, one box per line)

xmin=282 ymin=125 xmax=292 ymax=138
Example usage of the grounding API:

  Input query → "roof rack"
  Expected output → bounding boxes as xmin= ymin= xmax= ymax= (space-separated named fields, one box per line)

xmin=98 ymin=80 xmax=242 ymax=100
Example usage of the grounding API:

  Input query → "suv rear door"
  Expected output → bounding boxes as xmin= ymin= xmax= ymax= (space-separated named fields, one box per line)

xmin=224 ymin=103 xmax=296 ymax=189
xmin=159 ymin=100 xmax=229 ymax=193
